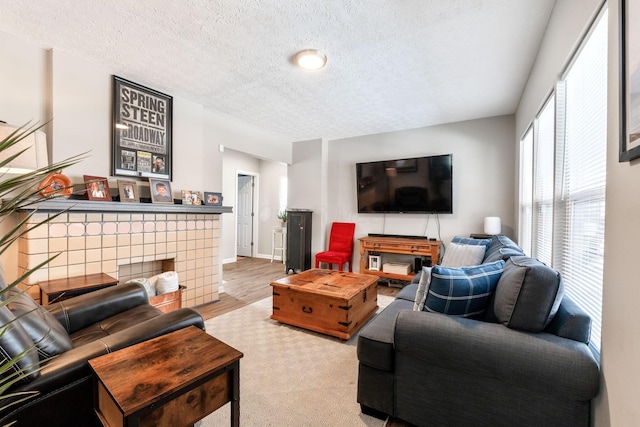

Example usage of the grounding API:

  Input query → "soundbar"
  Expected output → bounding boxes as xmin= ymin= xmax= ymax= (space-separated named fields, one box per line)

xmin=367 ymin=233 xmax=429 ymax=240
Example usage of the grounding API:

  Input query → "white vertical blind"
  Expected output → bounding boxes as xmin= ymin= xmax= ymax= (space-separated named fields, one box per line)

xmin=518 ymin=7 xmax=607 ymax=353
xmin=531 ymin=95 xmax=555 ymax=267
xmin=519 ymin=128 xmax=533 ymax=256
xmin=554 ymin=9 xmax=607 ymax=352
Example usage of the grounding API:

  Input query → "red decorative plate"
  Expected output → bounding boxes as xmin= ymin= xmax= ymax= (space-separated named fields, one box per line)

xmin=38 ymin=172 xmax=72 ymax=198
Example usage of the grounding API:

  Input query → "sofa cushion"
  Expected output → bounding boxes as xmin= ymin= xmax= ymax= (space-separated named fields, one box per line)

xmin=69 ymin=303 xmax=163 ymax=347
xmin=0 ymin=305 xmax=40 ymax=382
xmin=357 ymin=298 xmax=413 ymax=372
xmin=498 ymin=247 xmax=526 ymax=261
xmin=422 ymin=260 xmax=505 ymax=317
xmin=483 ymin=235 xmax=524 ymax=263
xmin=441 ymin=242 xmax=486 ymax=267
xmin=6 ymin=288 xmax=74 ymax=359
xmin=494 ymin=256 xmax=564 ymax=332
xmin=396 ymin=282 xmax=418 ymax=302
xmin=413 ymin=266 xmax=432 ymax=310
xmin=451 ymin=236 xmax=492 ymax=247
xmin=545 ymin=296 xmax=591 ymax=343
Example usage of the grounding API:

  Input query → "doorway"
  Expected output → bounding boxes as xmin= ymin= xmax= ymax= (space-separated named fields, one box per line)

xmin=236 ymin=173 xmax=256 ymax=257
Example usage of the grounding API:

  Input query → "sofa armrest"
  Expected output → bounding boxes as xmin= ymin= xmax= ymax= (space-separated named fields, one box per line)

xmin=8 ymin=308 xmax=204 ymax=398
xmin=47 ymin=283 xmax=149 ymax=334
xmin=393 ymin=310 xmax=600 ymax=401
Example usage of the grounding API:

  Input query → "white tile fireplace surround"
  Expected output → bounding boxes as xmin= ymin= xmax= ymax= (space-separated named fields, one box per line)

xmin=17 ymin=199 xmax=231 ymax=307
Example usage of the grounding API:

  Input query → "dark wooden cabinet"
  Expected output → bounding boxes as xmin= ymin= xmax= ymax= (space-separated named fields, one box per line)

xmin=286 ymin=210 xmax=312 ymax=274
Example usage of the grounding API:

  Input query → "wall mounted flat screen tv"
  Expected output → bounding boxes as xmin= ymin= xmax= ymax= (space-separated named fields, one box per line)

xmin=356 ymin=154 xmax=453 ymax=214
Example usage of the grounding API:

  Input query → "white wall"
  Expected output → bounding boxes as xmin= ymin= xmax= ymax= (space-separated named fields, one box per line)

xmin=289 ymin=139 xmax=328 ymax=256
xmin=50 ymin=49 xmax=211 ymax=197
xmin=0 ymin=30 xmax=291 ymax=294
xmin=0 ymin=32 xmax=49 ymax=283
xmin=219 ymin=149 xmax=287 ymax=263
xmin=204 ymin=110 xmax=291 ymax=164
xmin=0 ymin=32 xmax=47 ymax=126
xmin=600 ymin=1 xmax=640 ymax=425
xmin=256 ymin=159 xmax=288 ymax=257
xmin=287 ymin=116 xmax=516 ymax=270
xmin=514 ymin=0 xmax=640 ymax=425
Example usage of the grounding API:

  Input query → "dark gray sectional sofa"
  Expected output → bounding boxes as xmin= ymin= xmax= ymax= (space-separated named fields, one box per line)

xmin=357 ymin=235 xmax=600 ymax=427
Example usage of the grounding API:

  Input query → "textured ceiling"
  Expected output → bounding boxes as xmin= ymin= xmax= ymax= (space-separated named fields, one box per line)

xmin=0 ymin=0 xmax=556 ymax=142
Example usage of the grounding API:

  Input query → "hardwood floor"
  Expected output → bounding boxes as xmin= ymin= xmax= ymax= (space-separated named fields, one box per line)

xmin=195 ymin=257 xmax=402 ymax=320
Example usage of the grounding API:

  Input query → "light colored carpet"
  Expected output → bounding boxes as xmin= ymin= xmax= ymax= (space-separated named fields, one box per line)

xmin=200 ymin=294 xmax=395 ymax=427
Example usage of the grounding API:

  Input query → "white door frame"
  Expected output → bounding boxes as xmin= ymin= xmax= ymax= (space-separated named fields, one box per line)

xmin=236 ymin=171 xmax=259 ymax=258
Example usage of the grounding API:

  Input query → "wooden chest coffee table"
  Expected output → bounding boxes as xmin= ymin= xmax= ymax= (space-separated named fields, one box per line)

xmin=89 ymin=326 xmax=243 ymax=427
xmin=270 ymin=269 xmax=379 ymax=340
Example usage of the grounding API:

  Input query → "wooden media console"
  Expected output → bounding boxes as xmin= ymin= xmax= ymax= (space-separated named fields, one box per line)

xmin=358 ymin=236 xmax=441 ymax=282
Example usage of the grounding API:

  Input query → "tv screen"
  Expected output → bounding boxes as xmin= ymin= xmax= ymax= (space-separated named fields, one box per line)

xmin=356 ymin=154 xmax=453 ymax=214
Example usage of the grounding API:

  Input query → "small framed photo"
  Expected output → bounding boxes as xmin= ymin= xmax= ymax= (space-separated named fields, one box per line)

xmin=181 ymin=190 xmax=202 ymax=205
xmin=118 ymin=180 xmax=139 ymax=203
xmin=84 ymin=175 xmax=112 ymax=201
xmin=181 ymin=190 xmax=192 ymax=205
xmin=191 ymin=191 xmax=203 ymax=205
xmin=149 ymin=178 xmax=173 ymax=204
xmin=368 ymin=255 xmax=381 ymax=271
xmin=204 ymin=192 xmax=223 ymax=206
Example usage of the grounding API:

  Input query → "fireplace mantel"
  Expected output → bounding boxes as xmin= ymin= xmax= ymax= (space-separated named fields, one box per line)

xmin=16 ymin=197 xmax=228 ymax=308
xmin=15 ymin=198 xmax=233 ymax=214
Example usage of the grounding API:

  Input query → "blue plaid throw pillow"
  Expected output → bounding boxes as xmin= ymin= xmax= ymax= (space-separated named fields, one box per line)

xmin=423 ymin=260 xmax=505 ymax=317
xmin=451 ymin=236 xmax=491 ymax=247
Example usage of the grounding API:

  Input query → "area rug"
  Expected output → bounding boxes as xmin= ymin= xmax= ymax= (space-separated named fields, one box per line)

xmin=200 ymin=294 xmax=395 ymax=427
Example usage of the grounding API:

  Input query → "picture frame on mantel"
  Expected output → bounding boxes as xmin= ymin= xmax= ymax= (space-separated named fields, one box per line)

xmin=112 ymin=76 xmax=173 ymax=178
xmin=149 ymin=178 xmax=174 ymax=204
xmin=204 ymin=192 xmax=223 ymax=206
xmin=118 ymin=179 xmax=139 ymax=203
xmin=84 ymin=175 xmax=113 ymax=201
xmin=620 ymin=0 xmax=640 ymax=161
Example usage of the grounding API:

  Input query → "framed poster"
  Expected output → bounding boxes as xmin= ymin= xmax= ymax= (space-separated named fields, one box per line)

xmin=112 ymin=76 xmax=173 ymax=178
xmin=620 ymin=0 xmax=640 ymax=161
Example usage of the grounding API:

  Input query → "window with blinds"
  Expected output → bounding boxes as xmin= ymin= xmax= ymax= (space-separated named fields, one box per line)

xmin=518 ymin=7 xmax=607 ymax=353
xmin=553 ymin=9 xmax=607 ymax=353
xmin=532 ymin=96 xmax=555 ymax=267
xmin=518 ymin=128 xmax=533 ymax=256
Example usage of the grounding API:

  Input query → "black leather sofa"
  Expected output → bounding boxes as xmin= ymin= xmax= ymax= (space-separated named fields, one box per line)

xmin=0 ymin=282 xmax=205 ymax=427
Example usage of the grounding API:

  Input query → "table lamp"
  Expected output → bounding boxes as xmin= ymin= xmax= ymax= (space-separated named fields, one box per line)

xmin=484 ymin=216 xmax=501 ymax=235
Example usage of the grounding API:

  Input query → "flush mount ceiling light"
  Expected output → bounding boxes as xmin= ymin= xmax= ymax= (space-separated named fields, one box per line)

xmin=294 ymin=49 xmax=327 ymax=70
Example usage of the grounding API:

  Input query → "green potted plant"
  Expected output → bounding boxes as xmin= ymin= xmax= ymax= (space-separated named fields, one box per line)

xmin=277 ymin=210 xmax=287 ymax=225
xmin=0 ymin=122 xmax=83 ymax=413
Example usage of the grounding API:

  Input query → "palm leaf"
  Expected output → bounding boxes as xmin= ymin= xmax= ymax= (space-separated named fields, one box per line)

xmin=0 ymin=121 xmax=85 ymax=417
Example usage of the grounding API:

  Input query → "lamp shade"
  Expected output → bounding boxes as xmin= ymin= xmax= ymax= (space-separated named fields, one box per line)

xmin=484 ymin=217 xmax=501 ymax=235
xmin=0 ymin=122 xmax=48 ymax=174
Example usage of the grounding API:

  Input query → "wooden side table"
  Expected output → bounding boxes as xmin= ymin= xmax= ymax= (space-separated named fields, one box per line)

xmin=39 ymin=273 xmax=118 ymax=305
xmin=271 ymin=225 xmax=287 ymax=264
xmin=89 ymin=326 xmax=243 ymax=427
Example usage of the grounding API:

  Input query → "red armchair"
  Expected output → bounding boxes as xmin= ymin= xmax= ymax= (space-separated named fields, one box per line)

xmin=315 ymin=222 xmax=356 ymax=272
